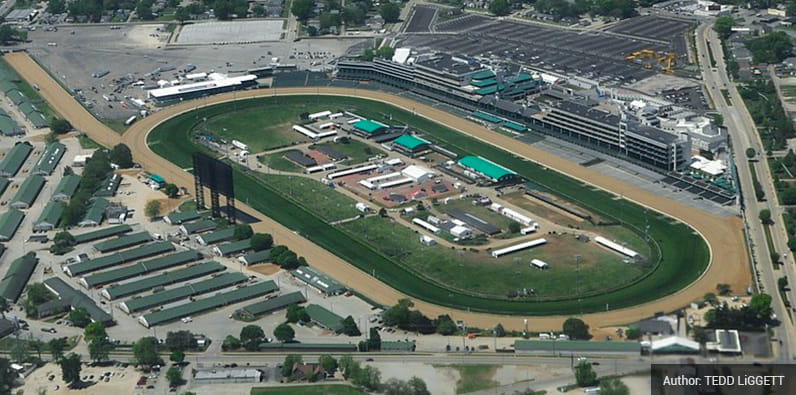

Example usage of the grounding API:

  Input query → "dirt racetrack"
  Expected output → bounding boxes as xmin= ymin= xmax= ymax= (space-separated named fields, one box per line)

xmin=5 ymin=52 xmax=750 ymax=331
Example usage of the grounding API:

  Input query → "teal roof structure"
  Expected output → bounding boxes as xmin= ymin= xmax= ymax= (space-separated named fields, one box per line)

xmin=0 ymin=142 xmax=32 ymax=177
xmin=0 ymin=209 xmax=24 ymax=241
xmin=393 ymin=134 xmax=431 ymax=151
xmin=353 ymin=119 xmax=388 ymax=134
xmin=457 ymin=156 xmax=517 ymax=181
xmin=471 ymin=111 xmax=503 ymax=123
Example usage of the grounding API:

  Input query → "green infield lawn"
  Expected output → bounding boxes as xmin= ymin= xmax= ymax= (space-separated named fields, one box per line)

xmin=148 ymin=95 xmax=709 ymax=315
xmin=311 ymin=139 xmax=385 ymax=165
xmin=259 ymin=150 xmax=305 ymax=172
xmin=252 ymin=173 xmax=359 ymax=222
xmin=251 ymin=384 xmax=365 ymax=395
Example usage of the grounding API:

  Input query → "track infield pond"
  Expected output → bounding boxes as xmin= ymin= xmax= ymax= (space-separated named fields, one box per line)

xmin=147 ymin=95 xmax=710 ymax=315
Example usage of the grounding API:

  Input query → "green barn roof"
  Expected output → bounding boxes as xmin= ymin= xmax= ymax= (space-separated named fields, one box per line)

xmin=103 ymin=261 xmax=224 ymax=300
xmin=393 ymin=134 xmax=431 ymax=151
xmin=53 ymin=175 xmax=81 ymax=200
xmin=32 ymin=142 xmax=66 ymax=175
xmin=239 ymin=291 xmax=306 ymax=317
xmin=82 ymin=250 xmax=203 ymax=288
xmin=457 ymin=156 xmax=517 ymax=182
xmin=93 ymin=231 xmax=152 ymax=253
xmin=0 ymin=253 xmax=36 ymax=303
xmin=72 ymin=224 xmax=132 ymax=244
xmin=501 ymin=121 xmax=527 ymax=132
xmin=10 ymin=174 xmax=45 ymax=208
xmin=305 ymin=304 xmax=345 ymax=332
xmin=122 ymin=272 xmax=249 ymax=313
xmin=353 ymin=119 xmax=388 ymax=134
xmin=0 ymin=209 xmax=24 ymax=241
xmin=34 ymin=201 xmax=65 ymax=230
xmin=0 ymin=142 xmax=33 ymax=177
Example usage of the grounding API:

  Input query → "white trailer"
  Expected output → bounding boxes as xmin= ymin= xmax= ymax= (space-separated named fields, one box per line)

xmin=328 ymin=164 xmax=379 ymax=180
xmin=355 ymin=202 xmax=370 ymax=213
xmin=232 ymin=140 xmax=249 ymax=151
xmin=531 ymin=259 xmax=549 ymax=269
xmin=308 ymin=110 xmax=332 ymax=120
xmin=520 ymin=225 xmax=538 ymax=235
xmin=500 ymin=207 xmax=535 ymax=227
xmin=491 ymin=238 xmax=547 ymax=258
xmin=293 ymin=125 xmax=318 ymax=139
xmin=412 ymin=218 xmax=440 ymax=234
xmin=305 ymin=163 xmax=337 ymax=174
xmin=124 ymin=115 xmax=137 ymax=126
xmin=594 ymin=236 xmax=639 ymax=258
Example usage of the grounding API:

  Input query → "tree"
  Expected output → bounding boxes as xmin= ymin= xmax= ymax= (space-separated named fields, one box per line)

xmin=339 ymin=316 xmax=361 ymax=336
xmin=383 ymin=378 xmax=413 ymax=395
xmin=624 ymin=327 xmax=641 ymax=340
xmin=166 ymin=366 xmax=183 ymax=386
xmin=746 ymin=148 xmax=757 ymax=159
xmin=49 ymin=337 xmax=68 ymax=362
xmin=367 ymin=327 xmax=381 ymax=351
xmin=252 ymin=4 xmax=266 ymax=16
xmin=352 ymin=365 xmax=381 ymax=390
xmin=59 ymin=353 xmax=82 ymax=386
xmin=175 ymin=6 xmax=191 ymax=21
xmin=508 ymin=221 xmax=521 ymax=234
xmin=435 ymin=315 xmax=457 ymax=335
xmin=0 ymin=358 xmax=14 ymax=394
xmin=575 ymin=361 xmax=597 ymax=387
xmin=84 ymin=322 xmax=107 ymax=344
xmin=213 ymin=0 xmax=233 ymax=20
xmin=51 ymin=231 xmax=76 ymax=255
xmin=563 ymin=318 xmax=590 ymax=340
xmin=45 ymin=132 xmax=58 ymax=144
xmin=717 ymin=283 xmax=732 ymax=296
xmin=599 ymin=377 xmax=629 ymax=395
xmin=250 ymin=233 xmax=273 ymax=251
xmin=713 ymin=16 xmax=735 ymax=39
xmin=338 ymin=355 xmax=355 ymax=378
xmin=704 ymin=292 xmax=718 ymax=306
xmin=319 ymin=354 xmax=337 ymax=373
xmin=50 ymin=118 xmax=72 ymax=134
xmin=286 ymin=304 xmax=310 ymax=323
xmin=47 ymin=0 xmax=67 ymax=13
xmin=319 ymin=12 xmax=341 ymax=30
xmin=68 ymin=307 xmax=91 ymax=328
xmin=408 ymin=376 xmax=430 ymax=395
xmin=240 ymin=325 xmax=266 ymax=351
xmin=145 ymin=200 xmax=162 ymax=220
xmin=233 ymin=224 xmax=253 ymax=240
xmin=170 ymin=350 xmax=185 ymax=364
xmin=281 ymin=354 xmax=302 ymax=378
xmin=291 ymin=0 xmax=314 ymax=20
xmin=109 ymin=144 xmax=134 ymax=168
xmin=165 ymin=330 xmax=197 ymax=352
xmin=380 ymin=2 xmax=400 ymax=23
xmin=274 ymin=322 xmax=295 ymax=342
xmin=383 ymin=299 xmax=413 ymax=327
xmin=137 ymin=0 xmax=155 ymax=20
xmin=760 ymin=209 xmax=773 ymax=225
xmin=133 ymin=337 xmax=161 ymax=367
xmin=747 ymin=32 xmax=794 ymax=64
xmin=88 ymin=338 xmax=112 ymax=362
xmin=164 ymin=183 xmax=179 ymax=198
xmin=221 ymin=335 xmax=241 ymax=351
xmin=749 ymin=293 xmax=773 ymax=321
xmin=494 ymin=323 xmax=506 ymax=337
xmin=489 ymin=0 xmax=511 ymax=16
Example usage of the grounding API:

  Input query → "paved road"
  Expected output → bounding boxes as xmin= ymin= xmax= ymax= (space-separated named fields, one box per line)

xmin=5 ymin=52 xmax=750 ymax=332
xmin=696 ymin=22 xmax=794 ymax=361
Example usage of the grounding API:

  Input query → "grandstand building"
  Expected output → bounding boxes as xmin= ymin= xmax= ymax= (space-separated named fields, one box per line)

xmin=147 ymin=74 xmax=257 ymax=104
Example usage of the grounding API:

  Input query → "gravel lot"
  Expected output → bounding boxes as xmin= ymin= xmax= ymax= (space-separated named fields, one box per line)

xmin=176 ymin=20 xmax=285 ymax=44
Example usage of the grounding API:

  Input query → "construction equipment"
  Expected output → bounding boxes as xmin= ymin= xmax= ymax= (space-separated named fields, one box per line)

xmin=657 ymin=52 xmax=677 ymax=74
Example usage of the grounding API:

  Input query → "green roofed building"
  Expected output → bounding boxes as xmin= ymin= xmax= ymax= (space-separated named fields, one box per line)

xmin=0 ymin=112 xmax=21 ymax=136
xmin=471 ymin=111 xmax=503 ymax=124
xmin=138 ymin=280 xmax=278 ymax=327
xmin=457 ymin=155 xmax=518 ymax=183
xmin=10 ymin=174 xmax=45 ymax=209
xmin=81 ymin=250 xmax=203 ymax=288
xmin=392 ymin=134 xmax=431 ymax=156
xmin=52 ymin=175 xmax=81 ymax=201
xmin=101 ymin=261 xmax=225 ymax=300
xmin=305 ymin=304 xmax=344 ymax=332
xmin=33 ymin=201 xmax=65 ymax=231
xmin=352 ymin=119 xmax=388 ymax=137
xmin=0 ymin=142 xmax=33 ymax=177
xmin=238 ymin=249 xmax=271 ymax=266
xmin=290 ymin=266 xmax=346 ymax=295
xmin=213 ymin=239 xmax=252 ymax=257
xmin=79 ymin=198 xmax=109 ymax=227
xmin=43 ymin=277 xmax=114 ymax=326
xmin=120 ymin=272 xmax=249 ymax=313
xmin=27 ymin=111 xmax=49 ymax=129
xmin=513 ymin=340 xmax=640 ymax=354
xmin=471 ymin=70 xmax=495 ymax=80
xmin=256 ymin=343 xmax=357 ymax=352
xmin=93 ymin=174 xmax=121 ymax=197
xmin=164 ymin=210 xmax=201 ymax=225
xmin=6 ymin=89 xmax=25 ymax=105
xmin=72 ymin=224 xmax=132 ymax=244
xmin=0 ymin=253 xmax=37 ymax=303
xmin=32 ymin=142 xmax=66 ymax=176
xmin=196 ymin=228 xmax=236 ymax=245
xmin=469 ymin=78 xmax=497 ymax=88
xmin=381 ymin=341 xmax=416 ymax=352
xmin=0 ymin=209 xmax=24 ymax=241
xmin=65 ymin=241 xmax=174 ymax=277
xmin=179 ymin=219 xmax=217 ymax=236
xmin=237 ymin=291 xmax=306 ymax=319
xmin=93 ymin=231 xmax=152 ymax=253
xmin=0 ymin=177 xmax=9 ymax=197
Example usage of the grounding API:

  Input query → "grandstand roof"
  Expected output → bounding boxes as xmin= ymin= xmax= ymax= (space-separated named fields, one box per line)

xmin=52 ymin=174 xmax=81 ymax=200
xmin=501 ymin=121 xmax=527 ymax=132
xmin=93 ymin=231 xmax=152 ymax=253
xmin=140 ymin=280 xmax=278 ymax=327
xmin=239 ymin=291 xmax=306 ymax=317
xmin=10 ymin=174 xmax=45 ymax=208
xmin=65 ymin=241 xmax=174 ymax=277
xmin=471 ymin=111 xmax=503 ymax=124
xmin=122 ymin=272 xmax=248 ymax=313
xmin=0 ymin=209 xmax=24 ymax=241
xmin=43 ymin=277 xmax=114 ymax=326
xmin=34 ymin=201 xmax=65 ymax=230
xmin=0 ymin=253 xmax=36 ymax=303
xmin=164 ymin=210 xmax=201 ymax=225
xmin=353 ymin=119 xmax=388 ymax=134
xmin=32 ymin=142 xmax=66 ymax=175
xmin=79 ymin=198 xmax=109 ymax=226
xmin=457 ymin=156 xmax=517 ymax=182
xmin=102 ymin=261 xmax=224 ymax=300
xmin=470 ymin=78 xmax=497 ymax=88
xmin=72 ymin=224 xmax=132 ymax=244
xmin=0 ymin=142 xmax=32 ymax=177
xmin=393 ymin=134 xmax=431 ymax=151
xmin=471 ymin=70 xmax=495 ymax=80
xmin=305 ymin=304 xmax=344 ymax=332
xmin=82 ymin=250 xmax=203 ymax=288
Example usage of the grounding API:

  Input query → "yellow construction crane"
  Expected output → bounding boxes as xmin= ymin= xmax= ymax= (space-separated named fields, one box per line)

xmin=657 ymin=52 xmax=677 ymax=74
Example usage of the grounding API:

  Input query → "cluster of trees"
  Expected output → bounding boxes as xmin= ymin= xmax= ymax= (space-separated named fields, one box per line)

xmin=358 ymin=327 xmax=381 ymax=351
xmin=705 ymin=293 xmax=773 ymax=330
xmin=22 ymin=282 xmax=56 ymax=317
xmin=338 ymin=355 xmax=381 ymax=391
xmin=50 ymin=118 xmax=73 ymax=135
xmin=747 ymin=32 xmax=794 ymax=64
xmin=60 ymin=148 xmax=113 ymax=227
xmin=0 ymin=25 xmax=27 ymax=45
xmin=222 ymin=324 xmax=270 ymax=351
xmin=532 ymin=0 xmax=636 ymax=21
xmin=68 ymin=307 xmax=92 ymax=328
xmin=361 ymin=46 xmax=395 ymax=61
xmin=739 ymin=79 xmax=795 ymax=151
xmin=85 ymin=322 xmax=114 ymax=363
xmin=575 ymin=361 xmax=629 ymax=394
xmin=714 ymin=16 xmax=735 ymax=40
xmin=268 ymin=245 xmax=307 ymax=270
xmin=145 ymin=200 xmax=162 ymax=220
xmin=51 ymin=231 xmax=76 ymax=255
xmin=175 ymin=3 xmax=209 ymax=21
xmin=133 ymin=330 xmax=198 ymax=368
xmin=211 ymin=0 xmax=250 ymax=20
xmin=383 ymin=299 xmax=436 ymax=334
xmin=563 ymin=318 xmax=591 ymax=340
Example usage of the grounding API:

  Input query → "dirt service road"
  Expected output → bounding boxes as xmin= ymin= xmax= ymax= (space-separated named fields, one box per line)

xmin=5 ymin=52 xmax=749 ymax=331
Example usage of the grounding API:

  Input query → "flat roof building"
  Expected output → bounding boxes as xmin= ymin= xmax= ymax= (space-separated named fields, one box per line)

xmin=290 ymin=266 xmax=346 ymax=295
xmin=0 ymin=253 xmax=37 ymax=303
xmin=0 ymin=209 xmax=25 ymax=241
xmin=0 ymin=142 xmax=32 ymax=177
xmin=52 ymin=175 xmax=81 ymax=201
xmin=457 ymin=156 xmax=517 ymax=183
xmin=352 ymin=119 xmax=389 ymax=137
xmin=10 ymin=175 xmax=45 ymax=209
xmin=194 ymin=368 xmax=263 ymax=384
xmin=33 ymin=201 xmax=65 ymax=231
xmin=147 ymin=75 xmax=258 ymax=103
xmin=392 ymin=134 xmax=431 ymax=156
xmin=31 ymin=142 xmax=66 ymax=176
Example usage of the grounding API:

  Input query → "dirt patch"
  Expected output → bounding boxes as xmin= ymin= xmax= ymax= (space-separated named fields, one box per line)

xmin=248 ymin=263 xmax=282 ymax=276
xmin=24 ymin=362 xmax=139 ymax=395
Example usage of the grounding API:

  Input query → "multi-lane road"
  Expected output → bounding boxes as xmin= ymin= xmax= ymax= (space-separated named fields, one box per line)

xmin=696 ymin=22 xmax=795 ymax=361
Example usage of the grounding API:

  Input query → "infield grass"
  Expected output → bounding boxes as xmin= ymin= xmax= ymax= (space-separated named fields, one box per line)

xmin=148 ymin=95 xmax=710 ymax=315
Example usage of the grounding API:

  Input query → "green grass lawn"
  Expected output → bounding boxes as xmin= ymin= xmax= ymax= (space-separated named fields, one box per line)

xmin=253 ymin=173 xmax=359 ymax=222
xmin=782 ymin=85 xmax=796 ymax=103
xmin=434 ymin=198 xmax=517 ymax=231
xmin=443 ymin=364 xmax=499 ymax=393
xmin=251 ymin=385 xmax=365 ymax=395
xmin=148 ymin=95 xmax=708 ymax=315
xmin=311 ymin=139 xmax=385 ymax=165
xmin=260 ymin=150 xmax=304 ymax=172
xmin=78 ymin=134 xmax=102 ymax=149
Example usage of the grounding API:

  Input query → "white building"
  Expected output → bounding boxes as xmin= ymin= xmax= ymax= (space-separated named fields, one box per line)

xmin=450 ymin=225 xmax=472 ymax=238
xmin=401 ymin=165 xmax=435 ymax=183
xmin=658 ymin=112 xmax=727 ymax=155
xmin=689 ymin=156 xmax=727 ymax=180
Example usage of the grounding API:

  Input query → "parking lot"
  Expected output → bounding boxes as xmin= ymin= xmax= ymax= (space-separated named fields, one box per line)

xmin=402 ymin=15 xmax=688 ymax=84
xmin=175 ymin=20 xmax=285 ymax=45
xmin=404 ymin=6 xmax=437 ymax=33
xmin=607 ymin=15 xmax=693 ymax=56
